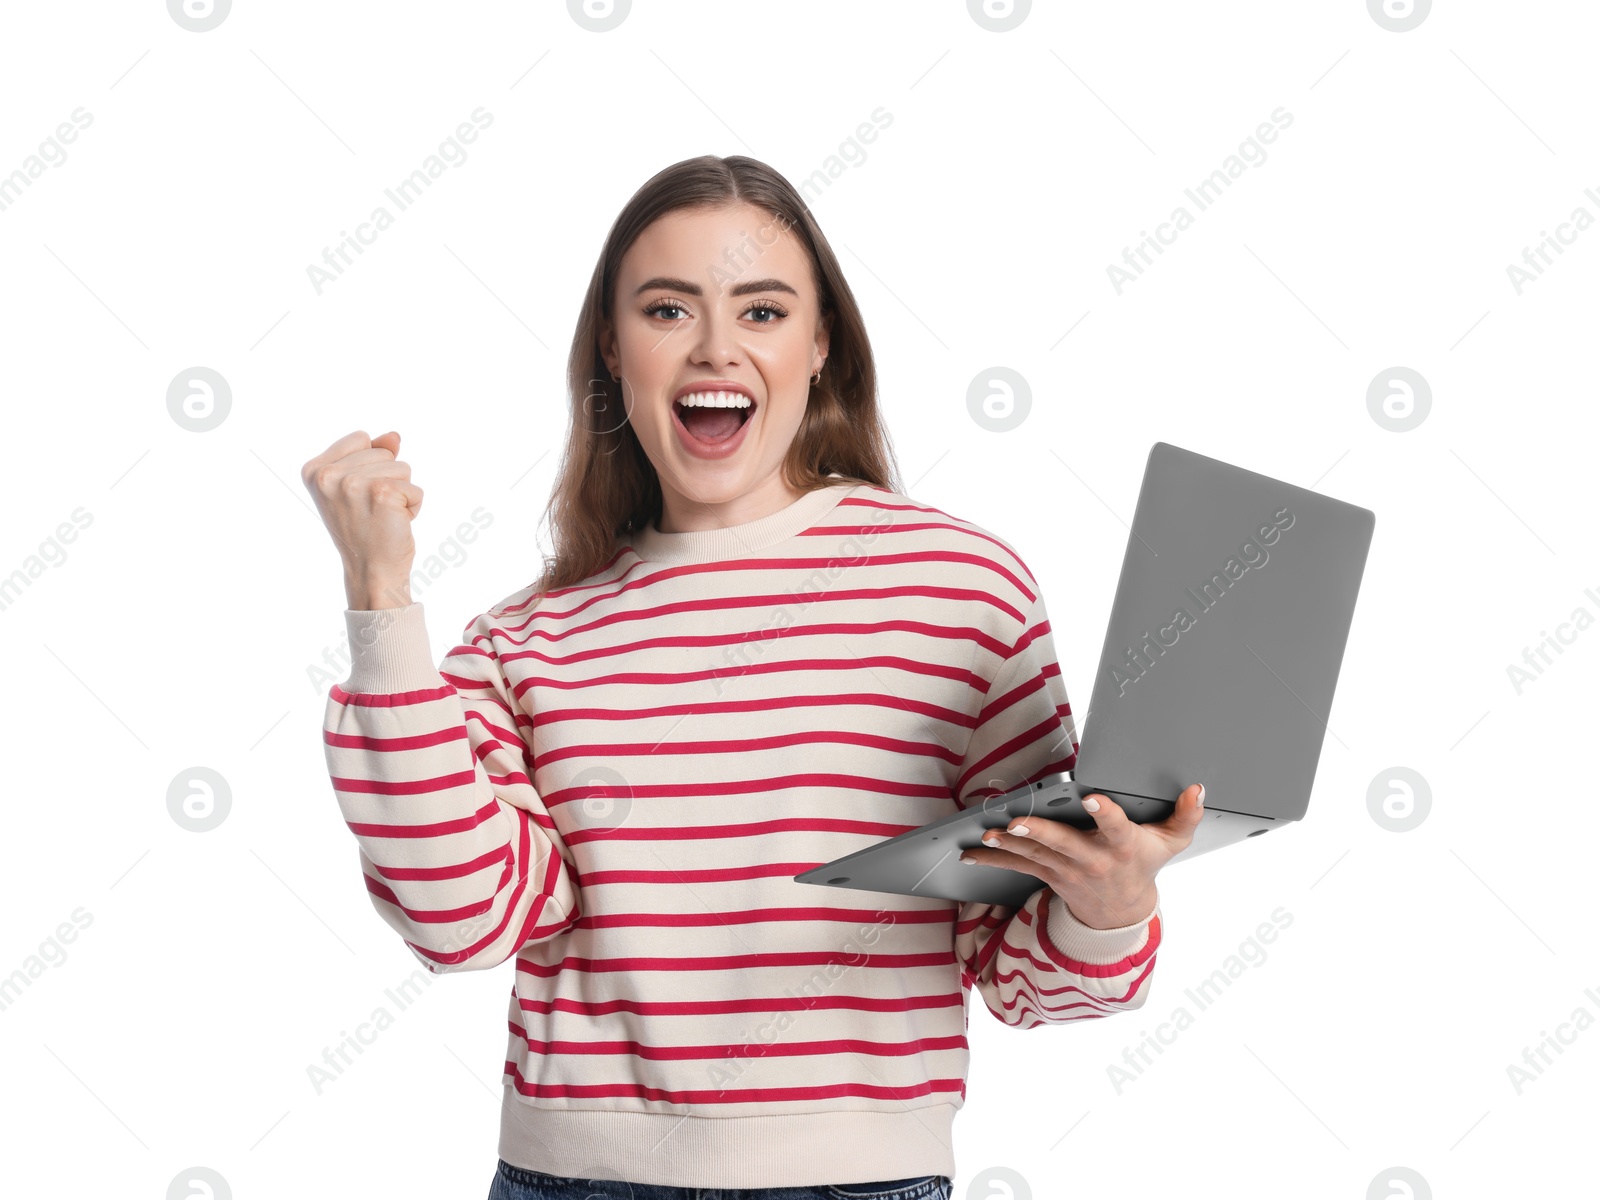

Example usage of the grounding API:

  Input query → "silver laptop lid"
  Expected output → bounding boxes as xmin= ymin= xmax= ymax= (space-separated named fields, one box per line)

xmin=1073 ymin=442 xmax=1375 ymax=823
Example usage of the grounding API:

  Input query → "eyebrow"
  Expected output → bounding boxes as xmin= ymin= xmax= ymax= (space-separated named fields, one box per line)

xmin=632 ymin=275 xmax=799 ymax=298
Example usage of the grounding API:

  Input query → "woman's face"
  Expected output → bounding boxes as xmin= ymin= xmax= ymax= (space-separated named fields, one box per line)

xmin=600 ymin=202 xmax=830 ymax=529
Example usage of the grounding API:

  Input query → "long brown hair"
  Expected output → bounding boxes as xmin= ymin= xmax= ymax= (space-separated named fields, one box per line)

xmin=530 ymin=154 xmax=904 ymax=598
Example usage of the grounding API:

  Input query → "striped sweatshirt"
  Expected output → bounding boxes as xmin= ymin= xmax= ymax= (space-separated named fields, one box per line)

xmin=320 ymin=475 xmax=1162 ymax=1189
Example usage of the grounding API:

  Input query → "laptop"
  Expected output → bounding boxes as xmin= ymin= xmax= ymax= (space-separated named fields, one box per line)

xmin=793 ymin=441 xmax=1376 ymax=907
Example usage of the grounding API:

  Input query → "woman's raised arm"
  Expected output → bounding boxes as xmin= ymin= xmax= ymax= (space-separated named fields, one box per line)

xmin=303 ymin=430 xmax=581 ymax=973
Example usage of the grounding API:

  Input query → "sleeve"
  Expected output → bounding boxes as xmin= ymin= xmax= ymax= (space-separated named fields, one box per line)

xmin=320 ymin=601 xmax=582 ymax=974
xmin=951 ymin=582 xmax=1162 ymax=1029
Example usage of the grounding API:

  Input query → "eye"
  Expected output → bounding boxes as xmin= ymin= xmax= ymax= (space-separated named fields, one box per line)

xmin=744 ymin=301 xmax=788 ymax=323
xmin=642 ymin=299 xmax=688 ymax=321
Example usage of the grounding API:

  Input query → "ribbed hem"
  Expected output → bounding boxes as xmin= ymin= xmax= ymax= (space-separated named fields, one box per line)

xmin=1044 ymin=892 xmax=1158 ymax=962
xmin=498 ymin=1092 xmax=957 ymax=1189
xmin=341 ymin=603 xmax=446 ymax=693
xmin=628 ymin=476 xmax=856 ymax=565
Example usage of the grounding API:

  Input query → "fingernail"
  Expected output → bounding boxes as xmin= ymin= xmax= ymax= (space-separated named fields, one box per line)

xmin=982 ymin=836 xmax=1001 ymax=848
xmin=1082 ymin=797 xmax=1100 ymax=813
xmin=959 ymin=854 xmax=976 ymax=865
xmin=1009 ymin=823 xmax=1030 ymax=836
xmin=1197 ymin=785 xmax=1205 ymax=807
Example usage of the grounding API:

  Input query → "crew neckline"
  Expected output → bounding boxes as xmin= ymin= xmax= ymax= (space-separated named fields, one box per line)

xmin=628 ymin=474 xmax=857 ymax=565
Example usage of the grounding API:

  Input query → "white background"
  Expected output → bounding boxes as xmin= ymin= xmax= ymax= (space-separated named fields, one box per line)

xmin=1 ymin=1 xmax=1593 ymax=1197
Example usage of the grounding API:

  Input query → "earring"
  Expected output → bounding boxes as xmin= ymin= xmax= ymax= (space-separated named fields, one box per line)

xmin=810 ymin=367 xmax=822 ymax=386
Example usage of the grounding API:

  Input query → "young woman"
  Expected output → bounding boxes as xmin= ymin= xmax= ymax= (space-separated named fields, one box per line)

xmin=303 ymin=154 xmax=1204 ymax=1200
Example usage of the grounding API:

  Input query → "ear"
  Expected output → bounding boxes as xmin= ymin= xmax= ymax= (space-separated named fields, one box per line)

xmin=814 ymin=310 xmax=832 ymax=373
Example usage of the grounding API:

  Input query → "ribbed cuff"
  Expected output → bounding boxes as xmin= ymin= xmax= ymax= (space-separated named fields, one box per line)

xmin=1045 ymin=891 xmax=1158 ymax=963
xmin=342 ymin=602 xmax=446 ymax=693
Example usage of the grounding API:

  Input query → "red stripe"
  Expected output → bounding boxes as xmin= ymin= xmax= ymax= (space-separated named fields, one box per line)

xmin=500 ymin=617 xmax=1005 ymax=665
xmin=514 ymin=950 xmax=957 ymax=975
xmin=579 ymin=860 xmax=900 ymax=883
xmin=568 ymin=905 xmax=955 ymax=930
xmin=515 ymin=653 xmax=987 ymax=698
xmin=323 ymin=724 xmax=467 ymax=752
xmin=540 ymin=774 xmax=955 ymax=807
xmin=608 ymin=550 xmax=1033 ymax=604
xmin=489 ymin=584 xmax=1025 ymax=648
xmin=561 ymin=816 xmax=937 ymax=844
xmin=341 ymin=795 xmax=499 ymax=836
xmin=513 ymin=991 xmax=965 ymax=1018
xmin=330 ymin=682 xmax=454 ymax=708
xmin=504 ymin=1058 xmax=967 ymax=1104
xmin=536 ymin=728 xmax=963 ymax=766
xmin=505 ymin=1019 xmax=966 ymax=1060
xmin=531 ymin=690 xmax=978 ymax=732
xmin=367 ymin=844 xmax=507 ymax=882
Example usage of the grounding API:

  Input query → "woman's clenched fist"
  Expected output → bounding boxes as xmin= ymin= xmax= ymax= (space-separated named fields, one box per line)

xmin=302 ymin=430 xmax=423 ymax=610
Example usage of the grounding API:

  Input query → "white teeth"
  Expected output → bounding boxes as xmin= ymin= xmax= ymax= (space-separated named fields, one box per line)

xmin=676 ymin=391 xmax=752 ymax=408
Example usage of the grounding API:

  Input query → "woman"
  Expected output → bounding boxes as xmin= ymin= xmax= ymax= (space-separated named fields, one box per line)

xmin=303 ymin=154 xmax=1204 ymax=1200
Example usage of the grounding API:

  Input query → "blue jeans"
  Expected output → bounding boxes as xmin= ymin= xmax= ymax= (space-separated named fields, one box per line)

xmin=487 ymin=1159 xmax=953 ymax=1200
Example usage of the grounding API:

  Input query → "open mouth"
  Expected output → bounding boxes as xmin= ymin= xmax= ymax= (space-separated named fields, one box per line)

xmin=673 ymin=395 xmax=755 ymax=445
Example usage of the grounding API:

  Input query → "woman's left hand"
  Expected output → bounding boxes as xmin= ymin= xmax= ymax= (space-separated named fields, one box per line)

xmin=959 ymin=783 xmax=1206 ymax=929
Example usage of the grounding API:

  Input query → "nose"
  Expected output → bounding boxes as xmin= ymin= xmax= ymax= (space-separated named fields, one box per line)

xmin=686 ymin=304 xmax=742 ymax=371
